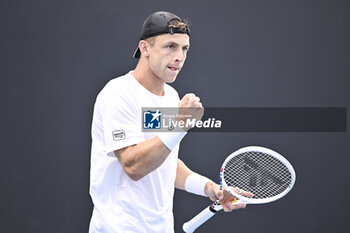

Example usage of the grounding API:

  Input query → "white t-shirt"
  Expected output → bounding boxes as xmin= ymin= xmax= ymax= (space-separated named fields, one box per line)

xmin=89 ymin=71 xmax=181 ymax=233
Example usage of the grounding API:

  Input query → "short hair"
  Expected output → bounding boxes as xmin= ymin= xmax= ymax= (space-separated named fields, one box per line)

xmin=168 ymin=18 xmax=189 ymax=32
xmin=145 ymin=18 xmax=189 ymax=47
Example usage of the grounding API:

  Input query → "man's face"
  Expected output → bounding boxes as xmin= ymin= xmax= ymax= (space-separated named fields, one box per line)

xmin=146 ymin=33 xmax=190 ymax=83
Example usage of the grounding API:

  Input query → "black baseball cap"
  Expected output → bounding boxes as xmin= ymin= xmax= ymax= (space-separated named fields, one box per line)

xmin=133 ymin=11 xmax=190 ymax=58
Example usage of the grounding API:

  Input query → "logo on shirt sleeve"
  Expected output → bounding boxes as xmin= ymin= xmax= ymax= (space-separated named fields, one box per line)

xmin=112 ymin=130 xmax=126 ymax=141
xmin=143 ymin=110 xmax=162 ymax=129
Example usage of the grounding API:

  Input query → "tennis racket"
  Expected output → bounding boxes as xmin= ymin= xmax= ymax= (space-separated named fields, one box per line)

xmin=182 ymin=146 xmax=296 ymax=233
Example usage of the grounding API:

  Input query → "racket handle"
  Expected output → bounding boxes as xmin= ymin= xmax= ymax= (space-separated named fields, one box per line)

xmin=182 ymin=206 xmax=216 ymax=233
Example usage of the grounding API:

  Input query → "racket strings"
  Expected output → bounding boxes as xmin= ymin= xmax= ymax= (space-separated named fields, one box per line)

xmin=223 ymin=151 xmax=292 ymax=199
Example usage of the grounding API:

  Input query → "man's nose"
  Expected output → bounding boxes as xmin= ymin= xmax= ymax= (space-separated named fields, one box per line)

xmin=174 ymin=48 xmax=186 ymax=63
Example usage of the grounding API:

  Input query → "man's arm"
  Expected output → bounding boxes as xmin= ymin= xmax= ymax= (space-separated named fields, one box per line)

xmin=175 ymin=159 xmax=217 ymax=197
xmin=115 ymin=93 xmax=203 ymax=181
xmin=175 ymin=159 xmax=247 ymax=212
xmin=115 ymin=136 xmax=170 ymax=181
xmin=175 ymin=159 xmax=193 ymax=190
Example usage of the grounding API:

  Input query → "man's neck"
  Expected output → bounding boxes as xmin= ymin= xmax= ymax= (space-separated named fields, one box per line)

xmin=132 ymin=61 xmax=165 ymax=96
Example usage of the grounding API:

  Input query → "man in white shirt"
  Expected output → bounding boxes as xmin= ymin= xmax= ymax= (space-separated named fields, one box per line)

xmin=89 ymin=11 xmax=250 ymax=233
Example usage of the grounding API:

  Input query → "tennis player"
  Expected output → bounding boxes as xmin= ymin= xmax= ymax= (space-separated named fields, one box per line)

xmin=89 ymin=11 xmax=249 ymax=233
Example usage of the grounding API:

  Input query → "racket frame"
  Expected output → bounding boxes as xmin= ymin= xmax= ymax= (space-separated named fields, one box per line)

xmin=220 ymin=146 xmax=296 ymax=204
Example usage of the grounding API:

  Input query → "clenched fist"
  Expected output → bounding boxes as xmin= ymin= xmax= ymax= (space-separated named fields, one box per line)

xmin=177 ymin=93 xmax=204 ymax=131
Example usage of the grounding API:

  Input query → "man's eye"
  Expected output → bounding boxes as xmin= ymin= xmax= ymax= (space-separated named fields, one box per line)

xmin=168 ymin=45 xmax=175 ymax=49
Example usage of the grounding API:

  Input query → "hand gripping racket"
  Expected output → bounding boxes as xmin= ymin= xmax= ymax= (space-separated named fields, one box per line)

xmin=182 ymin=146 xmax=296 ymax=233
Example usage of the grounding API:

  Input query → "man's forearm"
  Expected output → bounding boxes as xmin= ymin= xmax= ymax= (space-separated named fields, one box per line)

xmin=175 ymin=159 xmax=193 ymax=190
xmin=115 ymin=136 xmax=171 ymax=181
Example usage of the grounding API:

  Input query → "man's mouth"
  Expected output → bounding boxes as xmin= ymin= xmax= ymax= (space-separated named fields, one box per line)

xmin=168 ymin=66 xmax=179 ymax=72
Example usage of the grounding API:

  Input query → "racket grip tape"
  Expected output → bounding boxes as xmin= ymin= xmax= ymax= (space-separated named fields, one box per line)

xmin=182 ymin=206 xmax=217 ymax=233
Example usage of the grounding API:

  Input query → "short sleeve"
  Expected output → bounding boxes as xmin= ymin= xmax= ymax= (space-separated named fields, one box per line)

xmin=99 ymin=92 xmax=144 ymax=157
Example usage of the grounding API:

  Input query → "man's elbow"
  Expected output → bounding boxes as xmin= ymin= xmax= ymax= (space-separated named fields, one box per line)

xmin=116 ymin=149 xmax=145 ymax=181
xmin=123 ymin=165 xmax=144 ymax=181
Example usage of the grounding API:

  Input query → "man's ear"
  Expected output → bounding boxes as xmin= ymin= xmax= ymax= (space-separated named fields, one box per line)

xmin=139 ymin=40 xmax=150 ymax=58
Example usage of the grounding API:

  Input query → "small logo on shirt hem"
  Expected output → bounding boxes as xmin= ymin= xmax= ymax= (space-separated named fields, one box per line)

xmin=112 ymin=130 xmax=126 ymax=141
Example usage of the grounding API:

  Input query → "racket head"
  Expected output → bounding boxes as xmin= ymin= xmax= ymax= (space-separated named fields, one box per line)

xmin=220 ymin=146 xmax=296 ymax=204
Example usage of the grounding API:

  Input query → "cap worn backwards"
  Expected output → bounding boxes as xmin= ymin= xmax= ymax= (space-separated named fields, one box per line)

xmin=133 ymin=11 xmax=190 ymax=58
